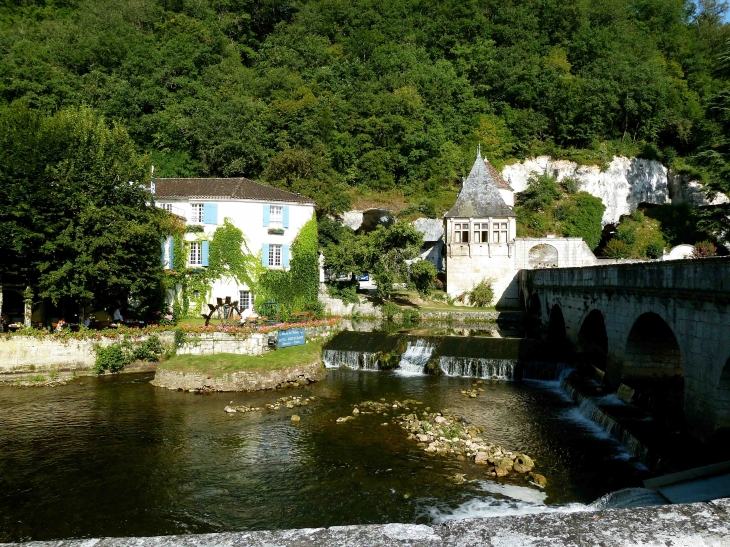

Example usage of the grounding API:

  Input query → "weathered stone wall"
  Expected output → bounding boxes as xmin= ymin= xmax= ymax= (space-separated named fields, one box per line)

xmin=446 ymin=238 xmax=597 ymax=308
xmin=151 ymin=360 xmax=326 ymax=392
xmin=318 ymin=285 xmax=382 ymax=317
xmin=521 ymin=257 xmax=730 ymax=440
xmin=0 ymin=332 xmax=176 ymax=377
xmin=0 ymin=325 xmax=340 ymax=378
xmin=5 ymin=498 xmax=730 ymax=546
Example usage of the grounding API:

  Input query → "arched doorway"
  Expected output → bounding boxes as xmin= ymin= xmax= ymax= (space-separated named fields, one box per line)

xmin=578 ymin=310 xmax=608 ymax=371
xmin=623 ymin=312 xmax=684 ymax=420
xmin=528 ymin=244 xmax=558 ymax=268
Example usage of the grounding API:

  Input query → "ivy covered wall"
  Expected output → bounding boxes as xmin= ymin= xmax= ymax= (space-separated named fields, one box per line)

xmin=163 ymin=216 xmax=319 ymax=319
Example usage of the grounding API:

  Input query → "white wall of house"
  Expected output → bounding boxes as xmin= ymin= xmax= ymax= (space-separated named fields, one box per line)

xmin=158 ymin=198 xmax=315 ymax=314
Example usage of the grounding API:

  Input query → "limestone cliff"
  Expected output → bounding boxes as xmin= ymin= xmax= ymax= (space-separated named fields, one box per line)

xmin=501 ymin=156 xmax=728 ymax=225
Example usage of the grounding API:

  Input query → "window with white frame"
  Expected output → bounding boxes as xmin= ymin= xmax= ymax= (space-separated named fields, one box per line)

xmin=239 ymin=290 xmax=253 ymax=311
xmin=269 ymin=205 xmax=283 ymax=226
xmin=190 ymin=242 xmax=202 ymax=265
xmin=453 ymin=223 xmax=469 ymax=243
xmin=191 ymin=203 xmax=204 ymax=223
xmin=269 ymin=244 xmax=282 ymax=267
xmin=159 ymin=203 xmax=173 ymax=212
xmin=492 ymin=222 xmax=508 ymax=243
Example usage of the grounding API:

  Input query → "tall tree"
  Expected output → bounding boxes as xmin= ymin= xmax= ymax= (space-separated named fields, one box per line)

xmin=0 ymin=104 xmax=169 ymax=310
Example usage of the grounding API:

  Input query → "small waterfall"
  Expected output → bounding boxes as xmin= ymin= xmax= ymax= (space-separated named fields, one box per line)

xmin=322 ymin=349 xmax=379 ymax=370
xmin=396 ymin=339 xmax=436 ymax=375
xmin=561 ymin=379 xmax=650 ymax=464
xmin=439 ymin=357 xmax=515 ymax=380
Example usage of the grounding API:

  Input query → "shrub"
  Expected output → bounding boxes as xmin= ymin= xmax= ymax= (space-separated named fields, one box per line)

xmin=692 ymin=240 xmax=717 ymax=258
xmin=95 ymin=343 xmax=132 ymax=374
xmin=402 ymin=308 xmax=420 ymax=323
xmin=409 ymin=260 xmax=438 ymax=296
xmin=326 ymin=281 xmax=359 ymax=305
xmin=468 ymin=278 xmax=495 ymax=307
xmin=604 ymin=239 xmax=631 ymax=258
xmin=132 ymin=335 xmax=164 ymax=362
xmin=644 ymin=241 xmax=665 ymax=259
xmin=562 ymin=177 xmax=580 ymax=194
xmin=381 ymin=301 xmax=400 ymax=321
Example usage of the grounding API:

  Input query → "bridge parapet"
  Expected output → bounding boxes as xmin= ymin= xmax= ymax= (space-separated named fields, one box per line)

xmin=519 ymin=256 xmax=730 ymax=443
xmin=520 ymin=256 xmax=730 ymax=305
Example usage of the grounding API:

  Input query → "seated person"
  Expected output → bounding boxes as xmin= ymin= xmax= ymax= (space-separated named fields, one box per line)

xmin=83 ymin=316 xmax=91 ymax=328
xmin=56 ymin=317 xmax=67 ymax=331
xmin=112 ymin=307 xmax=124 ymax=324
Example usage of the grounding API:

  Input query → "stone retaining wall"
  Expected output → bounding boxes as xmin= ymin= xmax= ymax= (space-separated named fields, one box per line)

xmin=5 ymin=498 xmax=729 ymax=546
xmin=0 ymin=325 xmax=340 ymax=378
xmin=0 ymin=332 xmax=176 ymax=377
xmin=151 ymin=360 xmax=326 ymax=392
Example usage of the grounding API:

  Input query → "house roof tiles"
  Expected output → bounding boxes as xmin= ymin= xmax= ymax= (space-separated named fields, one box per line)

xmin=445 ymin=151 xmax=516 ymax=218
xmin=154 ymin=178 xmax=316 ymax=205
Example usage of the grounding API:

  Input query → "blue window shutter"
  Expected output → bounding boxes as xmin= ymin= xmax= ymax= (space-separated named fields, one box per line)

xmin=282 ymin=244 xmax=290 ymax=269
xmin=262 ymin=244 xmax=269 ymax=267
xmin=204 ymin=203 xmax=218 ymax=225
xmin=168 ymin=236 xmax=174 ymax=269
xmin=201 ymin=240 xmax=210 ymax=267
xmin=161 ymin=239 xmax=166 ymax=266
xmin=263 ymin=205 xmax=270 ymax=227
xmin=283 ymin=206 xmax=290 ymax=228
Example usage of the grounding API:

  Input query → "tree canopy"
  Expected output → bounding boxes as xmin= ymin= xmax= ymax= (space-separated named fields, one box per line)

xmin=1 ymin=0 xmax=729 ymax=215
xmin=0 ymin=105 xmax=171 ymax=310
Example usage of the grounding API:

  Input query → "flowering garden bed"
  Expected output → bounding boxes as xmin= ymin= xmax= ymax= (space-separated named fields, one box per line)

xmin=0 ymin=318 xmax=341 ymax=342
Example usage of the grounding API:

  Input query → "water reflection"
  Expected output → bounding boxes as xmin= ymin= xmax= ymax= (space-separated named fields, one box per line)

xmin=0 ymin=370 xmax=648 ymax=542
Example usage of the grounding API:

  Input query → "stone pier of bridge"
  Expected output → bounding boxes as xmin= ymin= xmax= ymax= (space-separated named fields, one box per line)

xmin=519 ymin=257 xmax=730 ymax=442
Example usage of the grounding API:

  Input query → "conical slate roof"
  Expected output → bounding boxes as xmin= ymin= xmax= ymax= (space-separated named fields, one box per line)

xmin=445 ymin=149 xmax=516 ymax=218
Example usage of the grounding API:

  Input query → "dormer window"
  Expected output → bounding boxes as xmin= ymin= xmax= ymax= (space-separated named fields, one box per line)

xmin=454 ymin=223 xmax=469 ymax=243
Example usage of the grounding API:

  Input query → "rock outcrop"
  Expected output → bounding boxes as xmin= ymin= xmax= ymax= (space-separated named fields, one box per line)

xmin=502 ymin=156 xmax=728 ymax=225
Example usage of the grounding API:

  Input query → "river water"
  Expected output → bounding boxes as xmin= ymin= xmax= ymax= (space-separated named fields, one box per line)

xmin=0 ymin=369 xmax=649 ymax=542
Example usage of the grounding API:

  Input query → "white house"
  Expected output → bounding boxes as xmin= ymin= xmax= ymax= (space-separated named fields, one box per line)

xmin=154 ymin=177 xmax=316 ymax=313
xmin=445 ymin=149 xmax=597 ymax=308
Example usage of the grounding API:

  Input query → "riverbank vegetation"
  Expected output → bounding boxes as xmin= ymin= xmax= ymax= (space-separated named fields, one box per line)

xmin=159 ymin=342 xmax=323 ymax=374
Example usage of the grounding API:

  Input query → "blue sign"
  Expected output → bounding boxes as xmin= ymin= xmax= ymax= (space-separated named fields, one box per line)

xmin=278 ymin=328 xmax=306 ymax=348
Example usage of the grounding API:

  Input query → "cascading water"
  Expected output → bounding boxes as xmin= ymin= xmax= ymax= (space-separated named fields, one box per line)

xmin=396 ymin=339 xmax=436 ymax=376
xmin=322 ymin=349 xmax=379 ymax=371
xmin=560 ymin=378 xmax=650 ymax=464
xmin=439 ymin=357 xmax=515 ymax=380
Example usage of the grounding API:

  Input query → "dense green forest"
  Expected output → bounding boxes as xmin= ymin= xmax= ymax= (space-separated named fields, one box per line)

xmin=2 ymin=0 xmax=730 ymax=216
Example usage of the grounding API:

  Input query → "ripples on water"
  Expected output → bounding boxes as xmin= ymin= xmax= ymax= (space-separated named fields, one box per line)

xmin=0 ymin=370 xmax=649 ymax=542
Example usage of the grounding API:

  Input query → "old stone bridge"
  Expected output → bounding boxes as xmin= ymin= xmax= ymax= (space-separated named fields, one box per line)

xmin=519 ymin=257 xmax=730 ymax=442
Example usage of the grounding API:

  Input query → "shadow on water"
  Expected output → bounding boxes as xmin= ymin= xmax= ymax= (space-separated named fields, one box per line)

xmin=0 ymin=368 xmax=650 ymax=542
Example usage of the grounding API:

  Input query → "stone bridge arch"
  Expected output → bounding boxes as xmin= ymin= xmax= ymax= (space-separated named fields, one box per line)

xmin=577 ymin=309 xmax=608 ymax=371
xmin=622 ymin=312 xmax=683 ymax=381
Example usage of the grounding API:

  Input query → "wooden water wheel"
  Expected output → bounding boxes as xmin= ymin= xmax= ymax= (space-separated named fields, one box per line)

xmin=202 ymin=296 xmax=242 ymax=327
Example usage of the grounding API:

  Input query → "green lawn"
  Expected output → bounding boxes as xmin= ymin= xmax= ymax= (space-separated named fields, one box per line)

xmin=176 ymin=316 xmax=208 ymax=328
xmin=159 ymin=342 xmax=323 ymax=375
xmin=389 ymin=289 xmax=498 ymax=313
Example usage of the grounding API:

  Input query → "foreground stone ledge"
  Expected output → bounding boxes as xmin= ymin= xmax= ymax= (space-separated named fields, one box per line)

xmin=6 ymin=498 xmax=730 ymax=547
